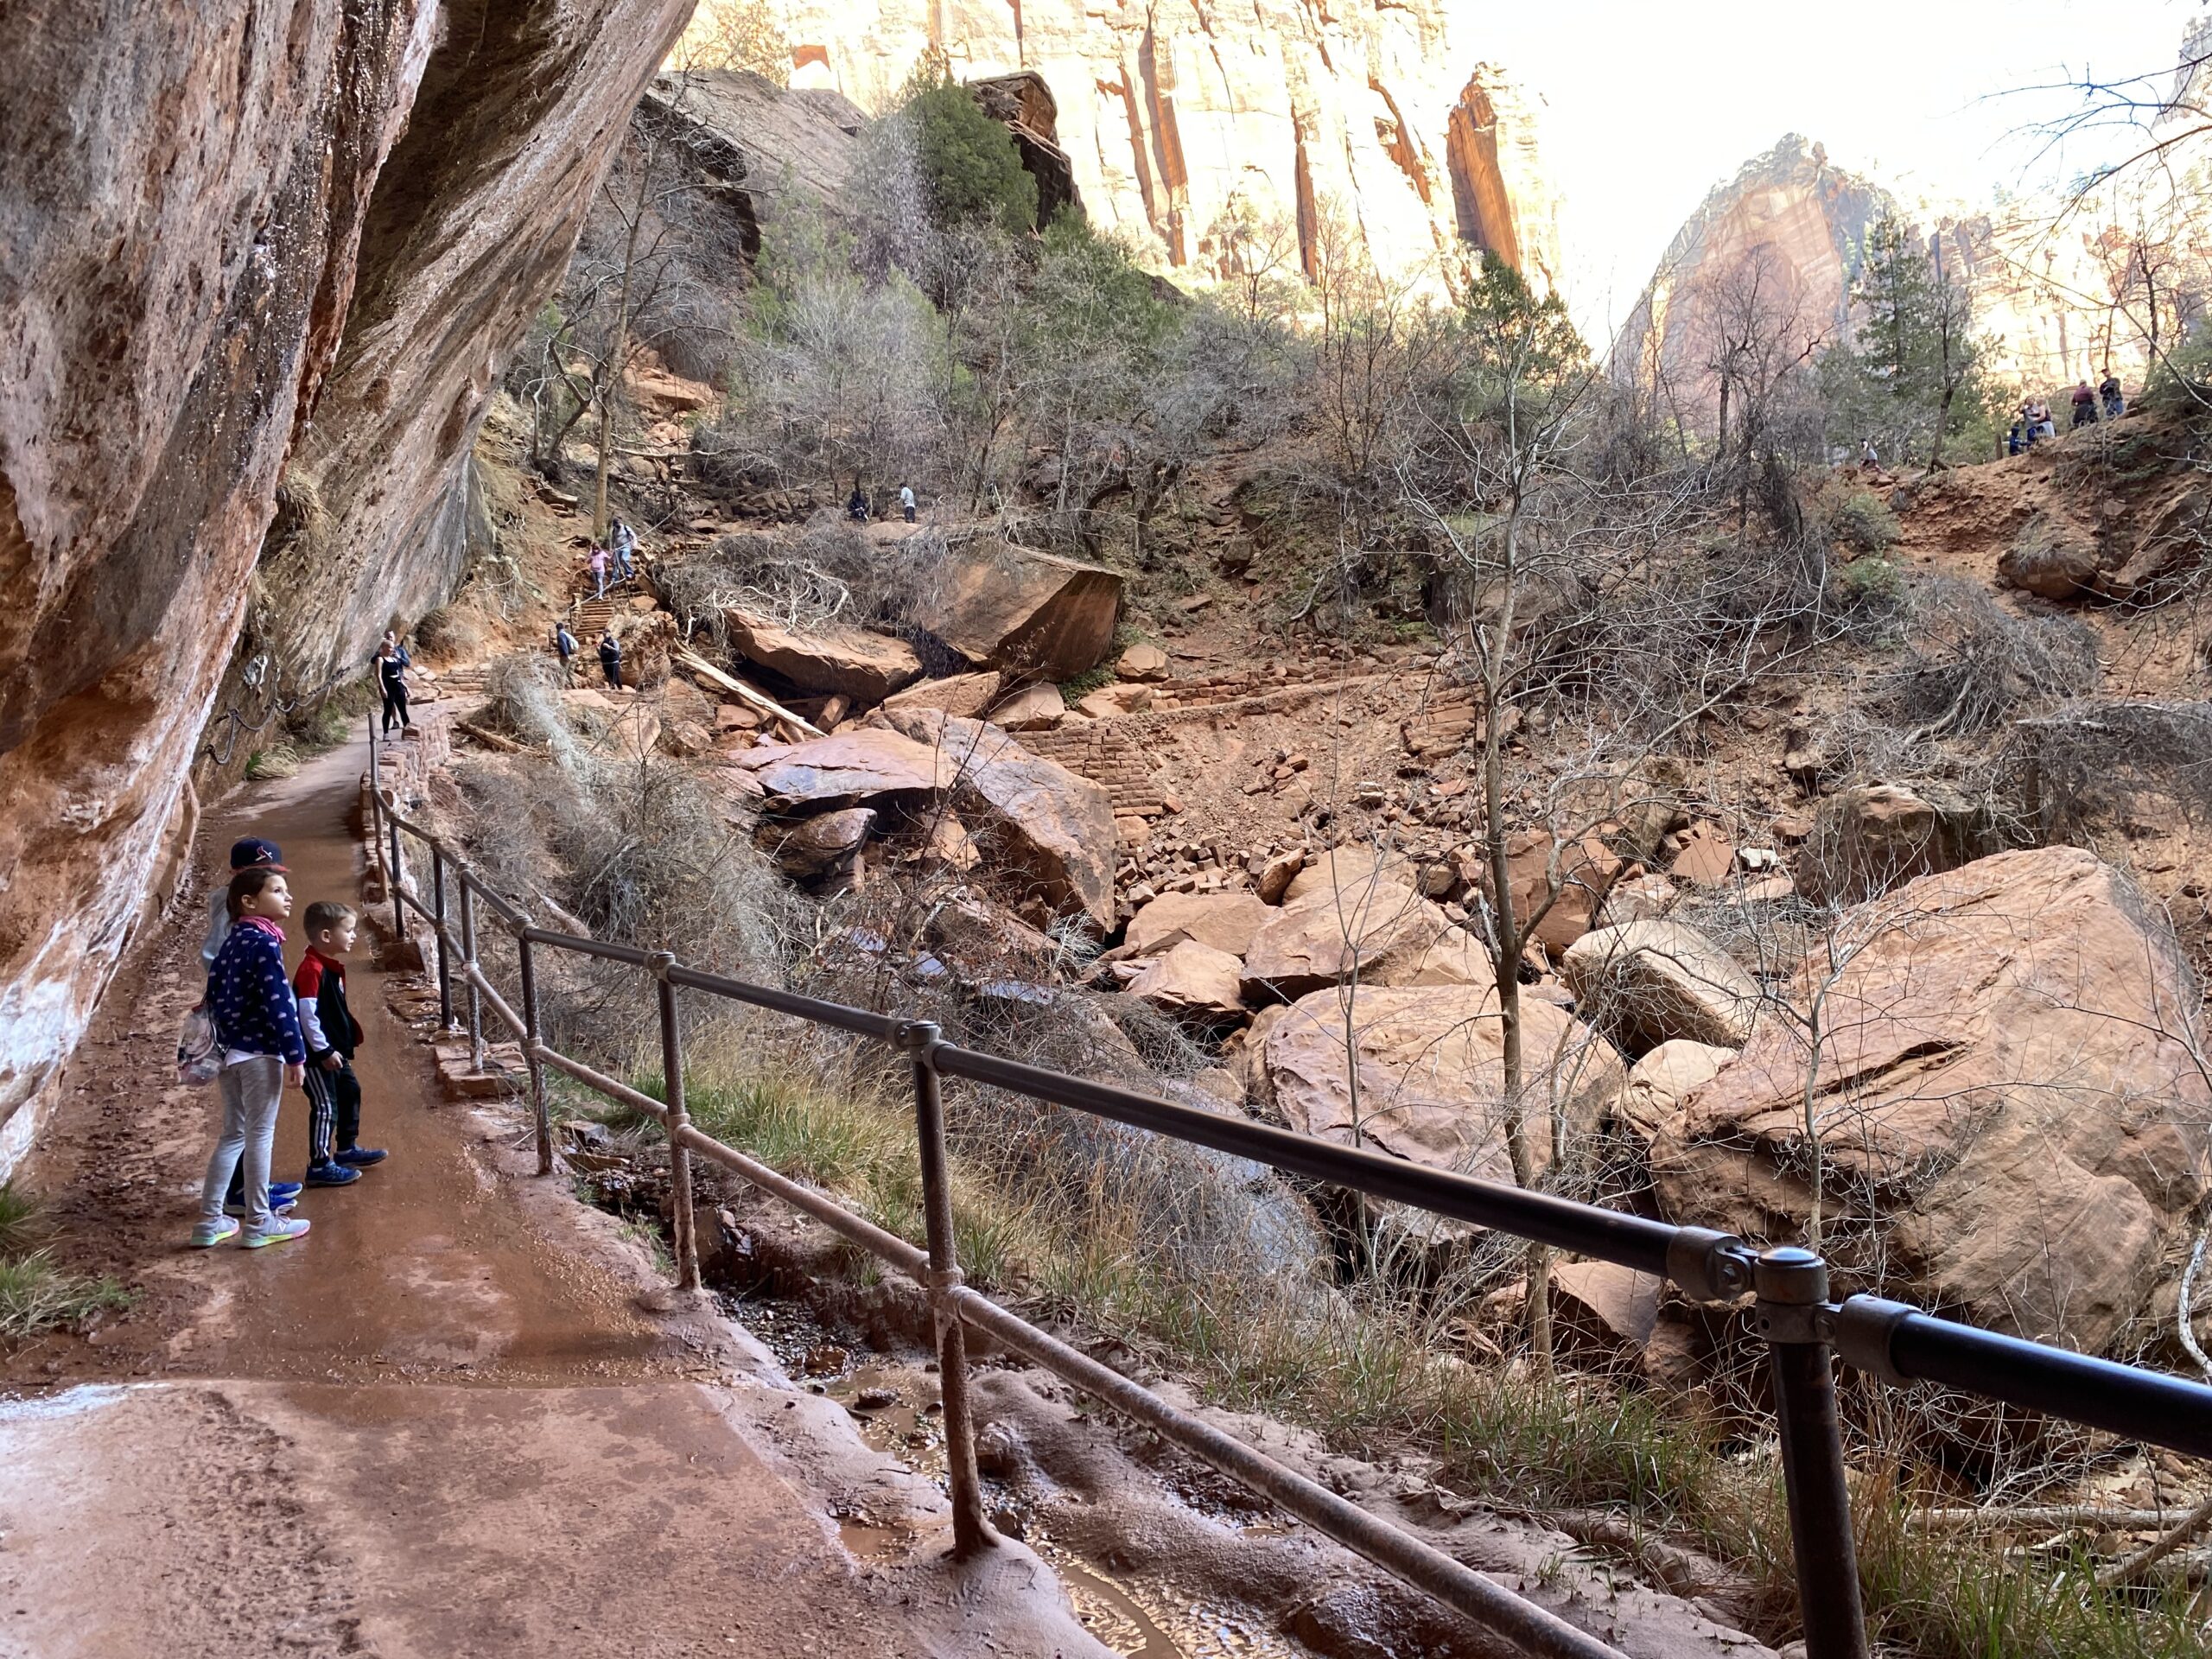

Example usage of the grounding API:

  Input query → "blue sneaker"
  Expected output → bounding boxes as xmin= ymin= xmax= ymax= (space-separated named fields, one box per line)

xmin=223 ymin=1181 xmax=302 ymax=1218
xmin=334 ymin=1147 xmax=388 ymax=1167
xmin=303 ymin=1161 xmax=362 ymax=1187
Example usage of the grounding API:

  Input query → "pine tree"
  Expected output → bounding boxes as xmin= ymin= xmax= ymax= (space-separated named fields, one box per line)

xmin=1819 ymin=213 xmax=1992 ymax=466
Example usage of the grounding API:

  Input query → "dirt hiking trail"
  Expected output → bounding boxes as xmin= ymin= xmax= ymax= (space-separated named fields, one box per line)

xmin=0 ymin=732 xmax=1107 ymax=1659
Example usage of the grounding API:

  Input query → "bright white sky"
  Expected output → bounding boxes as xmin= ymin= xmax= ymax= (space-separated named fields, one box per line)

xmin=1474 ymin=0 xmax=2202 ymax=340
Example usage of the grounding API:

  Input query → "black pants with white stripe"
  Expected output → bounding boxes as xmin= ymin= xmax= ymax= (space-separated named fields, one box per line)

xmin=302 ymin=1058 xmax=362 ymax=1166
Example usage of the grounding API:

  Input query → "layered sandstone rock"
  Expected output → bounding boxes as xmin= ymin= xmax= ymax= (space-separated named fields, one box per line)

xmin=1652 ymin=848 xmax=2212 ymax=1351
xmin=735 ymin=0 xmax=1562 ymax=297
xmin=0 ymin=0 xmax=689 ymax=1167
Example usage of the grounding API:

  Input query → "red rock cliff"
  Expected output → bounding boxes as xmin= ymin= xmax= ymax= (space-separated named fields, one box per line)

xmin=0 ymin=0 xmax=692 ymax=1167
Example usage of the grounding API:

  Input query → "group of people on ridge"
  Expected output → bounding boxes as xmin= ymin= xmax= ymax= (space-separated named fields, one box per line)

xmin=189 ymin=837 xmax=388 ymax=1249
xmin=846 ymin=481 xmax=918 ymax=524
xmin=2008 ymin=373 xmax=2126 ymax=454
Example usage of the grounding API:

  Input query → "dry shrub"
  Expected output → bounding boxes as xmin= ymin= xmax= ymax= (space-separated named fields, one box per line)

xmin=658 ymin=516 xmax=950 ymax=637
xmin=1880 ymin=574 xmax=2101 ymax=740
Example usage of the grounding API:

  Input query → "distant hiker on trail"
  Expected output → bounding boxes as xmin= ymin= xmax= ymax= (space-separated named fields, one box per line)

xmin=609 ymin=517 xmax=638 ymax=580
xmin=846 ymin=486 xmax=869 ymax=524
xmin=1859 ymin=437 xmax=1878 ymax=468
xmin=552 ymin=621 xmax=577 ymax=683
xmin=376 ymin=632 xmax=411 ymax=736
xmin=2072 ymin=379 xmax=2099 ymax=428
xmin=2022 ymin=397 xmax=2055 ymax=442
xmin=599 ymin=628 xmax=622 ymax=690
xmin=2006 ymin=421 xmax=2025 ymax=457
xmin=296 ymin=899 xmax=385 ymax=1188
xmin=588 ymin=542 xmax=611 ymax=598
xmin=2102 ymin=372 xmax=2126 ymax=421
xmin=193 ymin=867 xmax=311 ymax=1250
xmin=899 ymin=482 xmax=917 ymax=524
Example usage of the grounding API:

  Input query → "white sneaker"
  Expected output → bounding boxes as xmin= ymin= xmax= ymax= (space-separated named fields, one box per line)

xmin=241 ymin=1216 xmax=311 ymax=1249
xmin=190 ymin=1217 xmax=241 ymax=1249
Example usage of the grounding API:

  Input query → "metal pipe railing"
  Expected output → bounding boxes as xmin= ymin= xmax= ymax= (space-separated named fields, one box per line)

xmin=361 ymin=716 xmax=2212 ymax=1659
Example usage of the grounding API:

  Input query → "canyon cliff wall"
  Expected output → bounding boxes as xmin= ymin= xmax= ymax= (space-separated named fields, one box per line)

xmin=0 ymin=0 xmax=692 ymax=1171
xmin=717 ymin=0 xmax=1561 ymax=296
xmin=1618 ymin=132 xmax=2212 ymax=426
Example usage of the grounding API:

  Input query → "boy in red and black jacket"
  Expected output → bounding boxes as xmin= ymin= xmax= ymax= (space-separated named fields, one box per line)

xmin=294 ymin=901 xmax=389 ymax=1185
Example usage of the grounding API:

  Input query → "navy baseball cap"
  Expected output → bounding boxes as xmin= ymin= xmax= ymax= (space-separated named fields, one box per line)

xmin=228 ymin=836 xmax=288 ymax=873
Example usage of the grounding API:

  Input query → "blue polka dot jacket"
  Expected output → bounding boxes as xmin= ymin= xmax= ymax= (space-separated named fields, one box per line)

xmin=206 ymin=916 xmax=307 ymax=1065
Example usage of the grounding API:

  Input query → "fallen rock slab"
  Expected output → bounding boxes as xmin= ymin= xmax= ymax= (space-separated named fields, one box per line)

xmin=1794 ymin=780 xmax=1994 ymax=905
xmin=766 ymin=806 xmax=874 ymax=878
xmin=1241 ymin=881 xmax=1452 ymax=1002
xmin=1653 ymin=846 xmax=2212 ymax=1351
xmin=734 ymin=728 xmax=955 ymax=806
xmin=1617 ymin=1040 xmax=1737 ymax=1141
xmin=989 ymin=682 xmax=1066 ymax=731
xmin=1560 ymin=920 xmax=1761 ymax=1054
xmin=916 ymin=537 xmax=1122 ymax=681
xmin=1126 ymin=940 xmax=1248 ymax=1027
xmin=882 ymin=709 xmax=1117 ymax=930
xmin=1125 ymin=891 xmax=1272 ymax=958
xmin=724 ymin=607 xmax=924 ymax=704
xmin=880 ymin=671 xmax=1003 ymax=720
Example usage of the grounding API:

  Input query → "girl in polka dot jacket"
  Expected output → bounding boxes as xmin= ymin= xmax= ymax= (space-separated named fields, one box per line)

xmin=192 ymin=868 xmax=311 ymax=1249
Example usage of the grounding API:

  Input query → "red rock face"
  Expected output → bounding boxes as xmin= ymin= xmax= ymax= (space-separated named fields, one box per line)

xmin=0 ymin=0 xmax=690 ymax=1164
xmin=1444 ymin=76 xmax=1523 ymax=270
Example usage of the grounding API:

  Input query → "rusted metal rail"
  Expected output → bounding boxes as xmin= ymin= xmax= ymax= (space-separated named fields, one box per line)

xmin=365 ymin=720 xmax=2212 ymax=1659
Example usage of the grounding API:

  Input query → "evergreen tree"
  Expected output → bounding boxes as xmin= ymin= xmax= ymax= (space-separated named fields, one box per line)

xmin=1819 ymin=213 xmax=1993 ymax=466
xmin=906 ymin=76 xmax=1039 ymax=238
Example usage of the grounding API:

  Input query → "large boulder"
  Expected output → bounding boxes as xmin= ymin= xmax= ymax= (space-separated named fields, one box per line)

xmin=990 ymin=682 xmax=1067 ymax=731
xmin=1795 ymin=781 xmax=1994 ymax=905
xmin=1260 ymin=985 xmax=1626 ymax=1183
xmin=1126 ymin=941 xmax=1248 ymax=1027
xmin=734 ymin=728 xmax=954 ymax=806
xmin=882 ymin=709 xmax=1117 ymax=931
xmin=1126 ymin=891 xmax=1272 ymax=958
xmin=1283 ymin=845 xmax=1415 ymax=904
xmin=1996 ymin=512 xmax=2101 ymax=599
xmin=915 ymin=537 xmax=1122 ymax=681
xmin=723 ymin=607 xmax=924 ymax=704
xmin=766 ymin=807 xmax=874 ymax=878
xmin=1241 ymin=882 xmax=1452 ymax=1002
xmin=1500 ymin=830 xmax=1623 ymax=955
xmin=1653 ymin=847 xmax=2212 ymax=1351
xmin=1616 ymin=1040 xmax=1737 ymax=1141
xmin=1561 ymin=920 xmax=1761 ymax=1054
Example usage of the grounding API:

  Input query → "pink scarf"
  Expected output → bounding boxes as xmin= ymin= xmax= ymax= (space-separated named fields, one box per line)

xmin=238 ymin=915 xmax=287 ymax=943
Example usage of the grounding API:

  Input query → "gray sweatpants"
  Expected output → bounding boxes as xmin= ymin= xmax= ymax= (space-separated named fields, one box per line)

xmin=200 ymin=1056 xmax=283 ymax=1230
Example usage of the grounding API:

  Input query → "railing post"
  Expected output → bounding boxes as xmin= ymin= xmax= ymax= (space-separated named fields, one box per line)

xmin=899 ymin=1020 xmax=995 ymax=1560
xmin=387 ymin=813 xmax=407 ymax=952
xmin=457 ymin=874 xmax=485 ymax=1076
xmin=431 ymin=844 xmax=454 ymax=1032
xmin=1754 ymin=1247 xmax=1868 ymax=1659
xmin=516 ymin=917 xmax=553 ymax=1177
xmin=650 ymin=951 xmax=701 ymax=1292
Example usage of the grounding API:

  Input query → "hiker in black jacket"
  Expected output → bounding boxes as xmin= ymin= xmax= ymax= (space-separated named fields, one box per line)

xmin=375 ymin=632 xmax=411 ymax=734
xmin=598 ymin=629 xmax=623 ymax=690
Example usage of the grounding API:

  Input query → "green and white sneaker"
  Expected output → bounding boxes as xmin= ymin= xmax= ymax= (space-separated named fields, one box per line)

xmin=190 ymin=1217 xmax=241 ymax=1249
xmin=241 ymin=1216 xmax=311 ymax=1249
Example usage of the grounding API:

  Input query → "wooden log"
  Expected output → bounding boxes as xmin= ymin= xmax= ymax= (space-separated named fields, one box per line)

xmin=671 ymin=647 xmax=823 ymax=739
